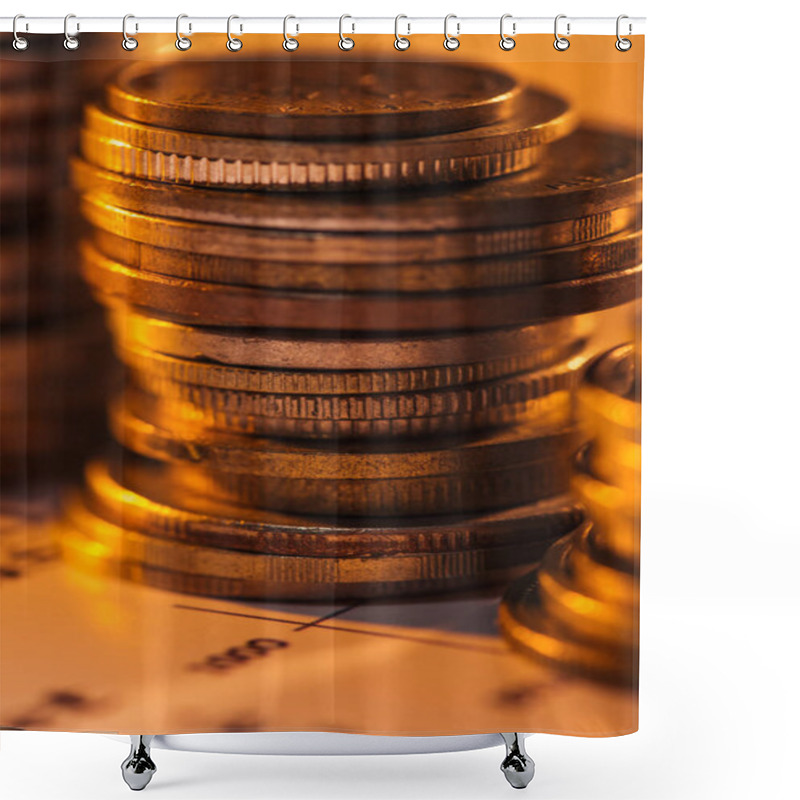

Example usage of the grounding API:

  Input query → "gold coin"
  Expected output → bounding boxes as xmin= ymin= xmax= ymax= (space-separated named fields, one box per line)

xmin=498 ymin=571 xmax=635 ymax=683
xmin=568 ymin=523 xmax=638 ymax=604
xmin=571 ymin=446 xmax=640 ymax=563
xmin=577 ymin=343 xmax=641 ymax=445
xmin=590 ymin=436 xmax=641 ymax=494
xmin=536 ymin=534 xmax=637 ymax=647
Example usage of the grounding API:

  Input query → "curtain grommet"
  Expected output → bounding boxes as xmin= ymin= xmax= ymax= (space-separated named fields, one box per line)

xmin=226 ymin=15 xmax=243 ymax=51
xmin=175 ymin=13 xmax=192 ymax=51
xmin=499 ymin=14 xmax=516 ymax=50
xmin=554 ymin=14 xmax=570 ymax=51
xmin=615 ymin=15 xmax=632 ymax=51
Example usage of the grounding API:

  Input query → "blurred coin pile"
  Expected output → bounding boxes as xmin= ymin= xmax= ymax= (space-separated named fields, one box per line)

xmin=59 ymin=58 xmax=642 ymax=600
xmin=499 ymin=341 xmax=641 ymax=683
xmin=0 ymin=51 xmax=109 ymax=487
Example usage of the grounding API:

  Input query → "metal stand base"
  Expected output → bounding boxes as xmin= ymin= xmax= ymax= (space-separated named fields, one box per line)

xmin=500 ymin=732 xmax=535 ymax=789
xmin=121 ymin=736 xmax=157 ymax=791
xmin=119 ymin=732 xmax=534 ymax=790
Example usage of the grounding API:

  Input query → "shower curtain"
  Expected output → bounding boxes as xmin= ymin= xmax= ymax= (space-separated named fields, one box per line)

xmin=0 ymin=30 xmax=643 ymax=738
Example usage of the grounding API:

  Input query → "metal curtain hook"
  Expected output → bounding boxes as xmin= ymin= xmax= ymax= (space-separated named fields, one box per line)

xmin=12 ymin=14 xmax=29 ymax=51
xmin=443 ymin=14 xmax=460 ymax=51
xmin=63 ymin=13 xmax=79 ymax=50
xmin=616 ymin=14 xmax=632 ymax=51
xmin=499 ymin=14 xmax=515 ymax=50
xmin=554 ymin=14 xmax=570 ymax=51
xmin=227 ymin=15 xmax=243 ymax=51
xmin=175 ymin=13 xmax=192 ymax=50
xmin=122 ymin=14 xmax=138 ymax=50
xmin=339 ymin=14 xmax=355 ymax=50
xmin=394 ymin=14 xmax=410 ymax=51
xmin=283 ymin=15 xmax=299 ymax=51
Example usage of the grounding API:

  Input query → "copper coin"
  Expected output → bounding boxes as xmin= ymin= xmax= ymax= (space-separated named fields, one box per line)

xmin=106 ymin=60 xmax=527 ymax=140
xmin=90 ymin=225 xmax=641 ymax=293
xmin=59 ymin=520 xmax=555 ymax=601
xmin=105 ymin=309 xmax=584 ymax=370
xmin=82 ymin=89 xmax=574 ymax=190
xmin=111 ymin=394 xmax=580 ymax=479
xmin=110 ymin=400 xmax=580 ymax=516
xmin=72 ymin=128 xmax=641 ymax=233
xmin=171 ymin=458 xmax=574 ymax=518
xmin=115 ymin=338 xmax=583 ymax=396
xmin=61 ymin=501 xmax=555 ymax=583
xmin=83 ymin=456 xmax=582 ymax=558
xmin=123 ymin=359 xmax=580 ymax=439
xmin=82 ymin=195 xmax=638 ymax=264
xmin=82 ymin=243 xmax=641 ymax=331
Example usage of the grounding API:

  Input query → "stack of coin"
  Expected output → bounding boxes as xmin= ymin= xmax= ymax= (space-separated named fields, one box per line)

xmin=59 ymin=58 xmax=642 ymax=599
xmin=0 ymin=52 xmax=110 ymax=484
xmin=498 ymin=341 xmax=640 ymax=683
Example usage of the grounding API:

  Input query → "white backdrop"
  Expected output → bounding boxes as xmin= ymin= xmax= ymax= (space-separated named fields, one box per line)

xmin=2 ymin=2 xmax=798 ymax=799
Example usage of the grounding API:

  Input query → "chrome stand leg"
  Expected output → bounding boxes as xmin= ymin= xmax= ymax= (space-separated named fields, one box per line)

xmin=500 ymin=733 xmax=535 ymax=789
xmin=121 ymin=735 xmax=157 ymax=791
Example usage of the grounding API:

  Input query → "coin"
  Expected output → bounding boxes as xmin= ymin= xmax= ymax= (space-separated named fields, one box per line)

xmin=590 ymin=437 xmax=641 ymax=494
xmin=498 ymin=571 xmax=635 ymax=683
xmin=82 ymin=195 xmax=639 ymax=264
xmin=105 ymin=60 xmax=528 ymax=140
xmin=59 ymin=500 xmax=565 ymax=600
xmin=110 ymin=400 xmax=580 ymax=516
xmin=82 ymin=456 xmax=583 ymax=558
xmin=125 ymin=379 xmax=573 ymax=440
xmin=536 ymin=534 xmax=637 ymax=647
xmin=82 ymin=88 xmax=575 ymax=190
xmin=567 ymin=523 xmax=638 ymax=604
xmin=112 ymin=397 xmax=581 ymax=479
xmin=82 ymin=242 xmax=641 ymax=331
xmin=116 ymin=338 xmax=583 ymax=397
xmin=105 ymin=310 xmax=584 ymax=370
xmin=71 ymin=128 xmax=641 ymax=233
xmin=60 ymin=525 xmax=546 ymax=601
xmin=89 ymin=225 xmax=641 ymax=293
xmin=577 ymin=343 xmax=641 ymax=444
xmin=174 ymin=459 xmax=574 ymax=518
xmin=571 ymin=445 xmax=640 ymax=563
xmin=121 ymin=351 xmax=584 ymax=440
